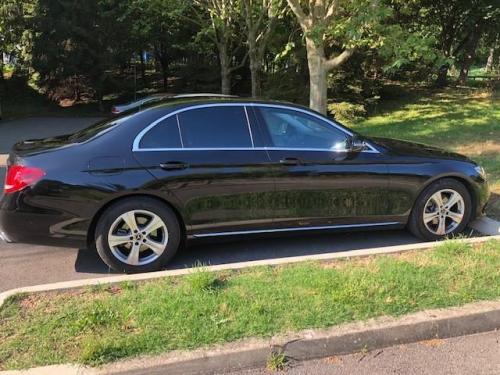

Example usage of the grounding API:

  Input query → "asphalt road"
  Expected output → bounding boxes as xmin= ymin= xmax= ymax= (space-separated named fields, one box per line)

xmin=225 ymin=330 xmax=500 ymax=375
xmin=0 ymin=116 xmax=101 ymax=153
xmin=0 ymin=229 xmax=420 ymax=292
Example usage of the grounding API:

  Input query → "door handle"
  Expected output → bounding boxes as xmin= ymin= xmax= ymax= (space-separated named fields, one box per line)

xmin=279 ymin=157 xmax=301 ymax=166
xmin=159 ymin=161 xmax=189 ymax=170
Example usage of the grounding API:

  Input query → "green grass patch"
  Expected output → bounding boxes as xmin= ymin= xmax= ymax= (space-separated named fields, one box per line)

xmin=352 ymin=88 xmax=500 ymax=218
xmin=0 ymin=240 xmax=499 ymax=370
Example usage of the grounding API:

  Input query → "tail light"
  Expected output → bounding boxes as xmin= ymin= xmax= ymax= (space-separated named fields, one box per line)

xmin=4 ymin=165 xmax=46 ymax=194
xmin=111 ymin=106 xmax=119 ymax=114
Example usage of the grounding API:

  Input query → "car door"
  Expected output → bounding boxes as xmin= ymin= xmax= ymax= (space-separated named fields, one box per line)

xmin=132 ymin=104 xmax=275 ymax=236
xmin=252 ymin=104 xmax=392 ymax=229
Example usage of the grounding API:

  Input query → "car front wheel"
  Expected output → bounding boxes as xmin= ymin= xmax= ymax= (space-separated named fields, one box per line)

xmin=408 ymin=178 xmax=472 ymax=241
xmin=95 ymin=197 xmax=181 ymax=273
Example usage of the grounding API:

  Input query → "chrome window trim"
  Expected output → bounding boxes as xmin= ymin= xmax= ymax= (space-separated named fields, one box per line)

xmin=175 ymin=114 xmax=184 ymax=148
xmin=133 ymin=147 xmax=374 ymax=153
xmin=132 ymin=102 xmax=379 ymax=153
xmin=190 ymin=221 xmax=400 ymax=238
xmin=243 ymin=106 xmax=255 ymax=147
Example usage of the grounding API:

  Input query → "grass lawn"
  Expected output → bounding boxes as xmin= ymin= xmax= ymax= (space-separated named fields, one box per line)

xmin=0 ymin=239 xmax=499 ymax=370
xmin=352 ymin=88 xmax=500 ymax=219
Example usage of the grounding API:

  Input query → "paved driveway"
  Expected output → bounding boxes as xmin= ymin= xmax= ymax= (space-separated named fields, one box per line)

xmin=0 ymin=229 xmax=420 ymax=292
xmin=0 ymin=116 xmax=101 ymax=154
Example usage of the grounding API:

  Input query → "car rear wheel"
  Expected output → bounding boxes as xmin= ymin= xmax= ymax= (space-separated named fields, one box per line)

xmin=408 ymin=178 xmax=472 ymax=241
xmin=95 ymin=197 xmax=181 ymax=273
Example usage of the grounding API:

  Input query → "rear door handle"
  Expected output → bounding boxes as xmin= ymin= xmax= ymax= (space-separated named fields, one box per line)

xmin=279 ymin=157 xmax=301 ymax=166
xmin=159 ymin=161 xmax=189 ymax=170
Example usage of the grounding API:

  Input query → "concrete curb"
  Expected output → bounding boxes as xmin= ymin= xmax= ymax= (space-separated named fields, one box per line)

xmin=470 ymin=216 xmax=500 ymax=236
xmin=2 ymin=300 xmax=499 ymax=375
xmin=1 ymin=235 xmax=499 ymax=309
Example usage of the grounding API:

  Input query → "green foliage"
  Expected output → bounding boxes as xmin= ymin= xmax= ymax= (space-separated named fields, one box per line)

xmin=74 ymin=302 xmax=121 ymax=331
xmin=267 ymin=350 xmax=288 ymax=371
xmin=1 ymin=239 xmax=499 ymax=369
xmin=185 ymin=266 xmax=222 ymax=293
xmin=327 ymin=101 xmax=367 ymax=123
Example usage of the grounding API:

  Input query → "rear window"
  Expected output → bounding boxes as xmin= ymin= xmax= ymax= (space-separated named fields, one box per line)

xmin=177 ymin=106 xmax=252 ymax=148
xmin=69 ymin=115 xmax=131 ymax=143
xmin=139 ymin=116 xmax=182 ymax=149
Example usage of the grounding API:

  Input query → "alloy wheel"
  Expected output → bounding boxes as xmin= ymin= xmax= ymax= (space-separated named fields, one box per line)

xmin=107 ymin=210 xmax=169 ymax=266
xmin=422 ymin=189 xmax=465 ymax=236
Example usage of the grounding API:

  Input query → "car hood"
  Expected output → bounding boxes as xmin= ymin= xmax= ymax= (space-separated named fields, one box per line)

xmin=370 ymin=137 xmax=471 ymax=162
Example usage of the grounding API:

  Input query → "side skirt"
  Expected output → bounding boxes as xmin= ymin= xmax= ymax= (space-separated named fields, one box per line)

xmin=189 ymin=222 xmax=402 ymax=239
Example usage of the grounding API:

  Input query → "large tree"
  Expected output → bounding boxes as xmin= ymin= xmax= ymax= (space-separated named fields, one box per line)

xmin=31 ymin=0 xmax=132 ymax=109
xmin=121 ymin=0 xmax=193 ymax=90
xmin=417 ymin=0 xmax=500 ymax=86
xmin=193 ymin=0 xmax=248 ymax=94
xmin=285 ymin=0 xmax=397 ymax=114
xmin=241 ymin=0 xmax=285 ymax=97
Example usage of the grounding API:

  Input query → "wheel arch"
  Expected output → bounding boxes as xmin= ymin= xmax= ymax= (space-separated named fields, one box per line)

xmin=86 ymin=193 xmax=187 ymax=249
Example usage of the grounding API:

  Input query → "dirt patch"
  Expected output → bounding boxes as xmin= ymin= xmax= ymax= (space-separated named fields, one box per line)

xmin=454 ymin=141 xmax=500 ymax=156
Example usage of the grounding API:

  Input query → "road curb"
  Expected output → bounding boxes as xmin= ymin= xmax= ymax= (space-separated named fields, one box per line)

xmin=2 ymin=300 xmax=499 ymax=375
xmin=1 ymin=235 xmax=499 ymax=309
xmin=470 ymin=216 xmax=500 ymax=236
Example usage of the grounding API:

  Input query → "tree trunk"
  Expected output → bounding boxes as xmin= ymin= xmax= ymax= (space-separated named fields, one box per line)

xmin=139 ymin=51 xmax=147 ymax=87
xmin=458 ymin=24 xmax=482 ymax=84
xmin=436 ymin=64 xmax=449 ymax=87
xmin=249 ymin=47 xmax=261 ymax=98
xmin=159 ymin=58 xmax=168 ymax=91
xmin=247 ymin=26 xmax=261 ymax=98
xmin=249 ymin=60 xmax=261 ymax=98
xmin=485 ymin=47 xmax=494 ymax=73
xmin=154 ymin=45 xmax=169 ymax=91
xmin=305 ymin=37 xmax=327 ymax=114
xmin=219 ymin=43 xmax=231 ymax=95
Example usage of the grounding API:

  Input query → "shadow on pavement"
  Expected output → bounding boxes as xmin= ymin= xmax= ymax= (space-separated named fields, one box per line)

xmin=74 ymin=229 xmax=420 ymax=274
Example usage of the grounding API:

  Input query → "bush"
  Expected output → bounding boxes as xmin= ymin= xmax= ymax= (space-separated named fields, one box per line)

xmin=327 ymin=101 xmax=367 ymax=123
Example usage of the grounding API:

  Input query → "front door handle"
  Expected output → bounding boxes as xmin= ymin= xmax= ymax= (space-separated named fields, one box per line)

xmin=159 ymin=161 xmax=189 ymax=170
xmin=279 ymin=157 xmax=301 ymax=166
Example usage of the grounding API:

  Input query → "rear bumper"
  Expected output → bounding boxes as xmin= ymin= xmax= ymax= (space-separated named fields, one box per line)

xmin=0 ymin=192 xmax=88 ymax=249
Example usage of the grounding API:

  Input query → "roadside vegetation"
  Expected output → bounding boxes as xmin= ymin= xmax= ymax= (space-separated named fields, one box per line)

xmin=352 ymin=88 xmax=500 ymax=219
xmin=1 ymin=239 xmax=499 ymax=370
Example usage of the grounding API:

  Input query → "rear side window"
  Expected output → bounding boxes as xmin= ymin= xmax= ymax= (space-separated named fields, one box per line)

xmin=139 ymin=116 xmax=182 ymax=149
xmin=178 ymin=106 xmax=252 ymax=148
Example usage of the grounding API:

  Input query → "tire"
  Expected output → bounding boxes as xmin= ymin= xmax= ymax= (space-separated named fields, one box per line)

xmin=95 ymin=197 xmax=181 ymax=273
xmin=408 ymin=178 xmax=472 ymax=241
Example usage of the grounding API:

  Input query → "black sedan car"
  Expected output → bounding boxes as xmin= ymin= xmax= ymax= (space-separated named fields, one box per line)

xmin=0 ymin=99 xmax=489 ymax=273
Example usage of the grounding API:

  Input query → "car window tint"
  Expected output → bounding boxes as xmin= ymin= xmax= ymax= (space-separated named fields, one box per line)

xmin=259 ymin=107 xmax=348 ymax=150
xmin=178 ymin=106 xmax=252 ymax=148
xmin=139 ymin=116 xmax=182 ymax=149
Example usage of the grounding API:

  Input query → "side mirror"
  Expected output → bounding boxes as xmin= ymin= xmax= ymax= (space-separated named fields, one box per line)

xmin=346 ymin=136 xmax=365 ymax=153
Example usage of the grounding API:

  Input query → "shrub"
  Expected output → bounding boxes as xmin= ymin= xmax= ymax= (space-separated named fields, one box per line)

xmin=327 ymin=101 xmax=367 ymax=123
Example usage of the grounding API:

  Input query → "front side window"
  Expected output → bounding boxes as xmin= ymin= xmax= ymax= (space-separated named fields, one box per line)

xmin=139 ymin=116 xmax=182 ymax=149
xmin=178 ymin=106 xmax=252 ymax=148
xmin=258 ymin=107 xmax=349 ymax=150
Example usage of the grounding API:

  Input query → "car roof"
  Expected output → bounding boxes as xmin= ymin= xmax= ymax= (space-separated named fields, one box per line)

xmin=142 ymin=97 xmax=314 ymax=115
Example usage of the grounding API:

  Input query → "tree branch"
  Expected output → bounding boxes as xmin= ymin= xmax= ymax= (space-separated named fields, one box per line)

xmin=286 ymin=0 xmax=310 ymax=29
xmin=325 ymin=48 xmax=355 ymax=70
